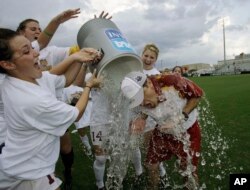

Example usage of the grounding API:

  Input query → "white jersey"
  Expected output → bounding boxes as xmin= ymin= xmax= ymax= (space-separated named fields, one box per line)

xmin=63 ymin=85 xmax=93 ymax=129
xmin=0 ymin=41 xmax=42 ymax=145
xmin=39 ymin=46 xmax=69 ymax=101
xmin=31 ymin=41 xmax=69 ymax=67
xmin=0 ymin=72 xmax=79 ymax=180
xmin=39 ymin=46 xmax=69 ymax=67
xmin=143 ymin=67 xmax=160 ymax=76
xmin=89 ymin=88 xmax=111 ymax=126
xmin=0 ymin=74 xmax=6 ymax=144
xmin=31 ymin=41 xmax=70 ymax=101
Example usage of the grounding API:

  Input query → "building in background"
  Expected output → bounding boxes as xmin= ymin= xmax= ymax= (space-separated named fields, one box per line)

xmin=214 ymin=52 xmax=250 ymax=74
xmin=156 ymin=52 xmax=250 ymax=76
xmin=182 ymin=63 xmax=214 ymax=76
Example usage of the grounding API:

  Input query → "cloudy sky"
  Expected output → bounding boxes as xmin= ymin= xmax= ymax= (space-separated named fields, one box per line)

xmin=1 ymin=0 xmax=250 ymax=69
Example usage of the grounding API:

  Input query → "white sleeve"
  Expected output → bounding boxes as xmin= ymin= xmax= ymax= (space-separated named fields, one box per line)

xmin=54 ymin=74 xmax=66 ymax=89
xmin=45 ymin=71 xmax=65 ymax=89
xmin=24 ymin=95 xmax=79 ymax=136
xmin=54 ymin=74 xmax=65 ymax=101
xmin=40 ymin=71 xmax=66 ymax=100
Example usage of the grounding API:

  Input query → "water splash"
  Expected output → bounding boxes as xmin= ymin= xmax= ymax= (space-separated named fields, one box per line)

xmin=197 ymin=96 xmax=241 ymax=189
xmin=93 ymin=73 xmax=242 ymax=189
xmin=98 ymin=73 xmax=136 ymax=189
xmin=159 ymin=96 xmax=242 ymax=189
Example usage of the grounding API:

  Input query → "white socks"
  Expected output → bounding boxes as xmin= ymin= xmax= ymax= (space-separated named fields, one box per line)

xmin=131 ymin=147 xmax=166 ymax=177
xmin=80 ymin=135 xmax=91 ymax=150
xmin=94 ymin=155 xmax=107 ymax=188
xmin=131 ymin=147 xmax=143 ymax=176
xmin=159 ymin=162 xmax=166 ymax=177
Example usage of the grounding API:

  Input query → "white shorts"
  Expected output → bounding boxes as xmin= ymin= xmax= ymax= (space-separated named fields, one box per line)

xmin=90 ymin=124 xmax=109 ymax=146
xmin=0 ymin=171 xmax=62 ymax=190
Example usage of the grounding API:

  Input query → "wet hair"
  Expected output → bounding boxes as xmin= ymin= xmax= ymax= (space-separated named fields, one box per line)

xmin=172 ymin=66 xmax=183 ymax=75
xmin=142 ymin=43 xmax=159 ymax=59
xmin=0 ymin=28 xmax=19 ymax=73
xmin=16 ymin=19 xmax=39 ymax=33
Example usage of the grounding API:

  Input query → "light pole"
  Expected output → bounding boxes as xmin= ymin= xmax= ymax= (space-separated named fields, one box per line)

xmin=218 ymin=16 xmax=230 ymax=65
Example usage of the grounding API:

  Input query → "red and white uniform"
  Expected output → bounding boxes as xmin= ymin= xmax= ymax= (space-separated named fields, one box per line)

xmin=143 ymin=74 xmax=203 ymax=171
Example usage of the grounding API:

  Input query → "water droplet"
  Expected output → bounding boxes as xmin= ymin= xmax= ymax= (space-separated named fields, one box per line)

xmin=216 ymin=175 xmax=221 ymax=180
xmin=195 ymin=152 xmax=200 ymax=157
xmin=201 ymin=160 xmax=206 ymax=166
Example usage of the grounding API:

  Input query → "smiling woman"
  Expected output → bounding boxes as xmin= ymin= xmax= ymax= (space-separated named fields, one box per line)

xmin=0 ymin=28 xmax=102 ymax=190
xmin=0 ymin=34 xmax=42 ymax=83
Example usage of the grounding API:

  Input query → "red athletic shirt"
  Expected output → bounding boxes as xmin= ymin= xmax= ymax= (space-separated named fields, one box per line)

xmin=148 ymin=73 xmax=203 ymax=100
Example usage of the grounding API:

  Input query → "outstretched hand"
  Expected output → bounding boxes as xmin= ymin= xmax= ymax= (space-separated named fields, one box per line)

xmin=94 ymin=11 xmax=112 ymax=20
xmin=55 ymin=8 xmax=81 ymax=24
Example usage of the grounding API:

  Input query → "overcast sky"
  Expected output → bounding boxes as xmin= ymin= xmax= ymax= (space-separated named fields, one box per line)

xmin=1 ymin=0 xmax=250 ymax=69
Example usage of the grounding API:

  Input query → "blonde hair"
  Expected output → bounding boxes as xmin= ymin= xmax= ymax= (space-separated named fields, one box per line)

xmin=142 ymin=43 xmax=159 ymax=58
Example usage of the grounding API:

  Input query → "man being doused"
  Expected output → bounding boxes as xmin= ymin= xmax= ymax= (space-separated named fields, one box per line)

xmin=121 ymin=71 xmax=203 ymax=189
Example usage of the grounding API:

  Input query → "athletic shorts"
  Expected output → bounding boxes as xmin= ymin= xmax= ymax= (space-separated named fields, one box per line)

xmin=0 ymin=171 xmax=62 ymax=190
xmin=90 ymin=124 xmax=109 ymax=146
xmin=146 ymin=120 xmax=201 ymax=169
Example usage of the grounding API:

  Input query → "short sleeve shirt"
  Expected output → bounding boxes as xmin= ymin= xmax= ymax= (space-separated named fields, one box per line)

xmin=0 ymin=72 xmax=79 ymax=179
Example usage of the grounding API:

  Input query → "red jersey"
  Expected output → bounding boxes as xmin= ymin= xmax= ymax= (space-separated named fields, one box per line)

xmin=148 ymin=73 xmax=203 ymax=100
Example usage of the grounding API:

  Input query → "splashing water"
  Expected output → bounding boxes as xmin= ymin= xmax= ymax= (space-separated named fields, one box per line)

xmin=97 ymin=72 xmax=136 ymax=189
xmin=138 ymin=88 xmax=200 ymax=189
xmin=158 ymin=96 xmax=242 ymax=189
xmin=196 ymin=96 xmax=242 ymax=189
xmin=92 ymin=72 xmax=242 ymax=189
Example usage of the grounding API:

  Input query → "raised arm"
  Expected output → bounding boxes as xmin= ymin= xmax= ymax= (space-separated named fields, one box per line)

xmin=38 ymin=8 xmax=80 ymax=49
xmin=94 ymin=11 xmax=112 ymax=19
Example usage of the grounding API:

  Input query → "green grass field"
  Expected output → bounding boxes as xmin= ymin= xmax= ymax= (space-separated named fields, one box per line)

xmin=56 ymin=74 xmax=250 ymax=189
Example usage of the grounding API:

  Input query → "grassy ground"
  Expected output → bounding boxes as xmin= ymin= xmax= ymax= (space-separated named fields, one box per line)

xmin=192 ymin=74 xmax=250 ymax=171
xmin=56 ymin=74 xmax=250 ymax=189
